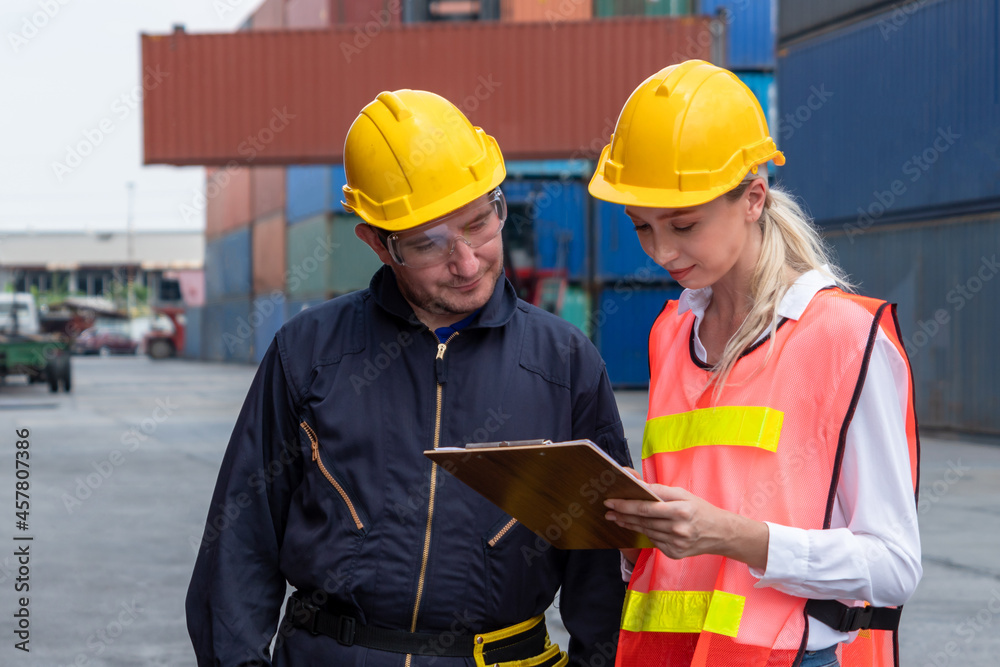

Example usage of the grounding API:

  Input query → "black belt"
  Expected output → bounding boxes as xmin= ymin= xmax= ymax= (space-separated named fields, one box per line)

xmin=284 ymin=594 xmax=553 ymax=662
xmin=806 ymin=599 xmax=902 ymax=632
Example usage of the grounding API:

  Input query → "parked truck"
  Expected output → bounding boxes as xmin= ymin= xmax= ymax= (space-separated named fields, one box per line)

xmin=144 ymin=306 xmax=185 ymax=359
xmin=0 ymin=293 xmax=72 ymax=392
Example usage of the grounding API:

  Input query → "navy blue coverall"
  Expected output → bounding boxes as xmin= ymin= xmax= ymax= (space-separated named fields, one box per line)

xmin=186 ymin=266 xmax=632 ymax=666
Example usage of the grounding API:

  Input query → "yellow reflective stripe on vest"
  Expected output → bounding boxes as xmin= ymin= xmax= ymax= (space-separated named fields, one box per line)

xmin=621 ymin=589 xmax=746 ymax=638
xmin=642 ymin=406 xmax=784 ymax=458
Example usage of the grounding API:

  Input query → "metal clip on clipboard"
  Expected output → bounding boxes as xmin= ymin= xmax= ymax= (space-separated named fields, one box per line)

xmin=465 ymin=439 xmax=553 ymax=449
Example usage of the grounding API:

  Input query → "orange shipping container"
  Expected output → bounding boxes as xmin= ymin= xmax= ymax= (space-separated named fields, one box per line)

xmin=251 ymin=166 xmax=286 ymax=221
xmin=222 ymin=166 xmax=253 ymax=234
xmin=142 ymin=17 xmax=716 ymax=165
xmin=252 ymin=212 xmax=287 ymax=294
xmin=501 ymin=0 xmax=592 ymax=23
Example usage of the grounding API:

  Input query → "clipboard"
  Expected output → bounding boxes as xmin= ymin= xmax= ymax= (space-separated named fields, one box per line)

xmin=424 ymin=439 xmax=657 ymax=550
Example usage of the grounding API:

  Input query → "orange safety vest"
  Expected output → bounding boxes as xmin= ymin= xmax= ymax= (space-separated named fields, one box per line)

xmin=618 ymin=288 xmax=919 ymax=667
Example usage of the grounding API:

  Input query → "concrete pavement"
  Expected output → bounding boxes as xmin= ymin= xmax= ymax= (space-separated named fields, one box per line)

xmin=0 ymin=356 xmax=995 ymax=665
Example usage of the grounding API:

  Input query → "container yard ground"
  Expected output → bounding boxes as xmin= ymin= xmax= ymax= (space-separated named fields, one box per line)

xmin=0 ymin=356 xmax=995 ymax=665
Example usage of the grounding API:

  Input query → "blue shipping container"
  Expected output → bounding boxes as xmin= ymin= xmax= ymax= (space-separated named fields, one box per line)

xmin=286 ymin=165 xmax=348 ymax=224
xmin=700 ymin=0 xmax=776 ymax=69
xmin=204 ymin=228 xmax=251 ymax=300
xmin=826 ymin=212 xmax=1000 ymax=434
xmin=221 ymin=299 xmax=254 ymax=363
xmin=202 ymin=298 xmax=255 ymax=363
xmin=596 ymin=286 xmax=682 ymax=387
xmin=594 ymin=200 xmax=670 ymax=281
xmin=503 ymin=180 xmax=588 ymax=280
xmin=202 ymin=302 xmax=225 ymax=362
xmin=183 ymin=306 xmax=203 ymax=360
xmin=777 ymin=0 xmax=1000 ymax=226
xmin=252 ymin=293 xmax=287 ymax=364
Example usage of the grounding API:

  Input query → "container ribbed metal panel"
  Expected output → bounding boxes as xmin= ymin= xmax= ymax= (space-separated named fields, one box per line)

xmin=593 ymin=199 xmax=670 ymax=282
xmin=286 ymin=213 xmax=382 ymax=298
xmin=183 ymin=306 xmax=203 ymax=359
xmin=699 ymin=0 xmax=775 ymax=68
xmin=286 ymin=165 xmax=347 ymax=224
xmin=252 ymin=293 xmax=287 ymax=363
xmin=141 ymin=17 xmax=714 ymax=165
xmin=595 ymin=0 xmax=691 ymax=17
xmin=826 ymin=212 xmax=1000 ymax=434
xmin=777 ymin=0 xmax=1000 ymax=227
xmin=595 ymin=285 xmax=682 ymax=387
xmin=502 ymin=179 xmax=588 ymax=280
xmin=204 ymin=228 xmax=252 ymax=300
xmin=202 ymin=297 xmax=254 ymax=363
xmin=778 ymin=0 xmax=898 ymax=43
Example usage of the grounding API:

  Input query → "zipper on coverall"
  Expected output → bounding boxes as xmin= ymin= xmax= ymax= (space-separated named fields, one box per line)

xmin=405 ymin=331 xmax=459 ymax=667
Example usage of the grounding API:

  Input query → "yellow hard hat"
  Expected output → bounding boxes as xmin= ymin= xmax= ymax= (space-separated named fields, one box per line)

xmin=342 ymin=89 xmax=506 ymax=232
xmin=589 ymin=60 xmax=785 ymax=209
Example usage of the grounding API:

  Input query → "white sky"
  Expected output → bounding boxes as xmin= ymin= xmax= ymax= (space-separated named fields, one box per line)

xmin=0 ymin=0 xmax=258 ymax=234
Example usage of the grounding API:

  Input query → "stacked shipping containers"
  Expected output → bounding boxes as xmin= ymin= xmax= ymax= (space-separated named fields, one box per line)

xmin=201 ymin=165 xmax=254 ymax=363
xmin=586 ymin=0 xmax=776 ymax=384
xmin=285 ymin=164 xmax=383 ymax=314
xmin=196 ymin=0 xmax=288 ymax=364
xmin=777 ymin=0 xmax=1000 ymax=433
xmin=188 ymin=0 xmax=778 ymax=388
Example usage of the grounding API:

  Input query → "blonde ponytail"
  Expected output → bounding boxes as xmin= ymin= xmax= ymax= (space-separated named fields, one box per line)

xmin=708 ymin=179 xmax=853 ymax=401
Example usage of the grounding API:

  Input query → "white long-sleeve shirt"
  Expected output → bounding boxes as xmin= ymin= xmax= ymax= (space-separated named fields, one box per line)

xmin=631 ymin=269 xmax=922 ymax=650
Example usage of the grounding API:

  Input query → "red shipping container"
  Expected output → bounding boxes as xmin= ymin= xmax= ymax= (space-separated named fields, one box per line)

xmin=501 ymin=0 xmax=592 ymax=23
xmin=142 ymin=17 xmax=716 ymax=165
xmin=252 ymin=212 xmax=287 ymax=294
xmin=251 ymin=166 xmax=286 ymax=221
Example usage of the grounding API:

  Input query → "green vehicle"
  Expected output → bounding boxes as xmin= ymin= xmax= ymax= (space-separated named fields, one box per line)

xmin=0 ymin=293 xmax=72 ymax=392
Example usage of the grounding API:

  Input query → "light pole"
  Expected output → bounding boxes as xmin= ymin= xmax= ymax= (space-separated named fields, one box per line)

xmin=126 ymin=181 xmax=135 ymax=317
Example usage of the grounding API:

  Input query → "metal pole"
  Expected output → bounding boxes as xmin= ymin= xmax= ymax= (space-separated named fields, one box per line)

xmin=126 ymin=181 xmax=135 ymax=317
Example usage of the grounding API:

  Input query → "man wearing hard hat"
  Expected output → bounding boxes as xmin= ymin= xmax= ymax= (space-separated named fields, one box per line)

xmin=186 ymin=90 xmax=631 ymax=667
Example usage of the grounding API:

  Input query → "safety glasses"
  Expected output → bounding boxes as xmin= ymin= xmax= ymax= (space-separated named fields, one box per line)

xmin=383 ymin=189 xmax=507 ymax=268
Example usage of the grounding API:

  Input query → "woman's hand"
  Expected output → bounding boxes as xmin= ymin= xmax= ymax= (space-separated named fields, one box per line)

xmin=605 ymin=485 xmax=770 ymax=571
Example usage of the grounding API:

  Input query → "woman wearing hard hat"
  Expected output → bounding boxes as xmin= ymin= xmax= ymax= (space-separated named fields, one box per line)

xmin=595 ymin=61 xmax=921 ymax=667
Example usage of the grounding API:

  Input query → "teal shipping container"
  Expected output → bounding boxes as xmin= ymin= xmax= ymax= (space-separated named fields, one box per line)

xmin=595 ymin=0 xmax=690 ymax=17
xmin=286 ymin=213 xmax=383 ymax=299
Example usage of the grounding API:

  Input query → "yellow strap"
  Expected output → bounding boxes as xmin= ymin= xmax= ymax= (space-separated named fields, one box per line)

xmin=643 ymin=406 xmax=784 ymax=459
xmin=621 ymin=589 xmax=746 ymax=638
xmin=473 ymin=614 xmax=547 ymax=666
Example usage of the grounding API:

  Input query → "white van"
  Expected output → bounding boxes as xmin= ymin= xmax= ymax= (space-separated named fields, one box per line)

xmin=0 ymin=293 xmax=40 ymax=335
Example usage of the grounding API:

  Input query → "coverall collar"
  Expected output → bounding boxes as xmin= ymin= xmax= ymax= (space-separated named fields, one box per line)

xmin=369 ymin=264 xmax=518 ymax=332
